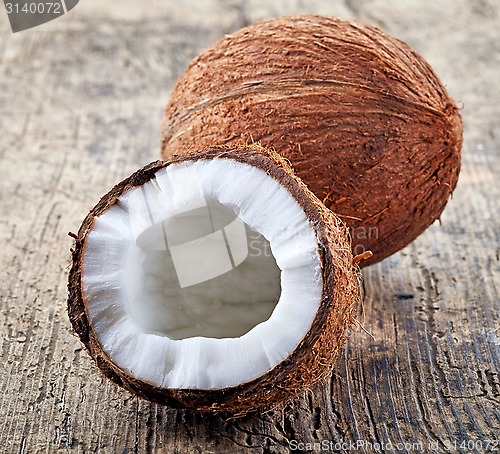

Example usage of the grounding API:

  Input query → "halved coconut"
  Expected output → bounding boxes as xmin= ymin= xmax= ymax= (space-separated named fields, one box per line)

xmin=67 ymin=145 xmax=361 ymax=413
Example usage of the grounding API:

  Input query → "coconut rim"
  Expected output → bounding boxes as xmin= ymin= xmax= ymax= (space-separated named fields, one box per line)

xmin=68 ymin=145 xmax=359 ymax=412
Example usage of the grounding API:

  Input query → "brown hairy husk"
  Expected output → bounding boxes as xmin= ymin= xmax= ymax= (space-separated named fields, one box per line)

xmin=161 ymin=15 xmax=463 ymax=266
xmin=68 ymin=144 xmax=361 ymax=414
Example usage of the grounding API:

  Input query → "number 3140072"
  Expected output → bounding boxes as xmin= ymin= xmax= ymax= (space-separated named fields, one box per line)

xmin=5 ymin=3 xmax=62 ymax=14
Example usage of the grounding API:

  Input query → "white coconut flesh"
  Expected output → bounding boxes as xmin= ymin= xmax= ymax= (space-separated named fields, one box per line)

xmin=82 ymin=159 xmax=323 ymax=390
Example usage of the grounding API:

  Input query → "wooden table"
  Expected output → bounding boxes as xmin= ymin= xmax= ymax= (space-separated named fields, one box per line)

xmin=1 ymin=1 xmax=498 ymax=452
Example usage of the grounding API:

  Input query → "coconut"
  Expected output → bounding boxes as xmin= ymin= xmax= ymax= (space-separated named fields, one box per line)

xmin=67 ymin=145 xmax=361 ymax=413
xmin=161 ymin=15 xmax=463 ymax=265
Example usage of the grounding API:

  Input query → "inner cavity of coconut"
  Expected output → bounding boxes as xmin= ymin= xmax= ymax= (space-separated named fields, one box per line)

xmin=82 ymin=159 xmax=322 ymax=389
xmin=124 ymin=197 xmax=281 ymax=340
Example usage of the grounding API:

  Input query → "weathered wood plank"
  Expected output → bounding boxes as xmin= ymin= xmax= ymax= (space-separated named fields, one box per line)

xmin=0 ymin=0 xmax=498 ymax=452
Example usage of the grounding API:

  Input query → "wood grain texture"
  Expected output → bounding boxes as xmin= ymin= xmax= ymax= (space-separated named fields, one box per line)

xmin=0 ymin=0 xmax=498 ymax=452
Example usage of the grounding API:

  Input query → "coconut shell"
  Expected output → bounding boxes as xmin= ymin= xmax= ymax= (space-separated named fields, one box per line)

xmin=161 ymin=15 xmax=463 ymax=265
xmin=68 ymin=145 xmax=361 ymax=413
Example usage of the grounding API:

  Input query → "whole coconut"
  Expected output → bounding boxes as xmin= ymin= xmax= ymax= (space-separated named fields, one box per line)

xmin=161 ymin=15 xmax=462 ymax=265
